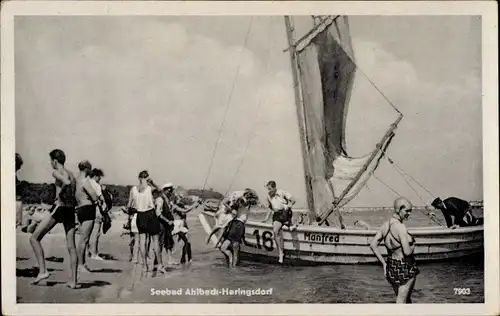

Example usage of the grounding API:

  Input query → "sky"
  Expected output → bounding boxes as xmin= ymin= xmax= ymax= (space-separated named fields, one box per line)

xmin=15 ymin=15 xmax=482 ymax=207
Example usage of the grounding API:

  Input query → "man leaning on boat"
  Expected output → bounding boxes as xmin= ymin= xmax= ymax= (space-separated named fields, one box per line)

xmin=431 ymin=197 xmax=483 ymax=228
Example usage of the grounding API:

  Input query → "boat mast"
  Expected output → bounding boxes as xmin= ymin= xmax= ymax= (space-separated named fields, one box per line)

xmin=284 ymin=16 xmax=316 ymax=222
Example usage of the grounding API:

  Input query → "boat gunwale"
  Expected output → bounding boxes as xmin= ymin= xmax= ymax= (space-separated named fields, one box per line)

xmin=200 ymin=211 xmax=484 ymax=236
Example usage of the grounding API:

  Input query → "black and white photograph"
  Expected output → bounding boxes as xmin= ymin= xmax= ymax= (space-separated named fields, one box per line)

xmin=1 ymin=1 xmax=498 ymax=315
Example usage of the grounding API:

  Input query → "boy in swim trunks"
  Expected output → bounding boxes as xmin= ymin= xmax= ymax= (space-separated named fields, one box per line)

xmin=29 ymin=149 xmax=79 ymax=288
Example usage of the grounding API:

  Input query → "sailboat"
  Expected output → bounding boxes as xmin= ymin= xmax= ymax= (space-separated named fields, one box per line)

xmin=198 ymin=15 xmax=484 ymax=264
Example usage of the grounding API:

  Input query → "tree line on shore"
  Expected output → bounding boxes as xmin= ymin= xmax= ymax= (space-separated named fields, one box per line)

xmin=18 ymin=181 xmax=224 ymax=206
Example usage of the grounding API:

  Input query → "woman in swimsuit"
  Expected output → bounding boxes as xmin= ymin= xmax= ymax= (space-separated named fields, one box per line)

xmin=206 ymin=190 xmax=249 ymax=246
xmin=219 ymin=189 xmax=259 ymax=267
xmin=30 ymin=149 xmax=79 ymax=288
xmin=126 ymin=171 xmax=163 ymax=273
xmin=370 ymin=197 xmax=419 ymax=304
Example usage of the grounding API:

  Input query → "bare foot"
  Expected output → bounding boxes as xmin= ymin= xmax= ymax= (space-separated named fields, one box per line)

xmin=278 ymin=254 xmax=284 ymax=264
xmin=30 ymin=272 xmax=50 ymax=285
xmin=157 ymin=266 xmax=167 ymax=274
xmin=65 ymin=282 xmax=81 ymax=289
xmin=79 ymin=265 xmax=92 ymax=273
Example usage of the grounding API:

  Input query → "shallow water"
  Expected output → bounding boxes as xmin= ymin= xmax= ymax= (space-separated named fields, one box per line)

xmin=16 ymin=208 xmax=484 ymax=304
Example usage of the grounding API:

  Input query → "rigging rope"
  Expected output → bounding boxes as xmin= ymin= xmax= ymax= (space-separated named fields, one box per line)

xmin=374 ymin=172 xmax=444 ymax=227
xmin=385 ymin=157 xmax=445 ymax=226
xmin=224 ymin=17 xmax=273 ymax=195
xmin=374 ymin=174 xmax=401 ymax=197
xmin=387 ymin=156 xmax=436 ymax=199
xmin=392 ymin=163 xmax=427 ymax=205
xmin=202 ymin=16 xmax=255 ymax=190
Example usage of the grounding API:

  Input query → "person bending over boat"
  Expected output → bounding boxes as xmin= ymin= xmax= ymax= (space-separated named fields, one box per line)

xmin=30 ymin=149 xmax=79 ymax=288
xmin=262 ymin=180 xmax=295 ymax=264
xmin=163 ymin=183 xmax=202 ymax=264
xmin=369 ymin=197 xmax=419 ymax=304
xmin=75 ymin=161 xmax=102 ymax=273
xmin=431 ymin=197 xmax=483 ymax=228
xmin=206 ymin=189 xmax=252 ymax=246
xmin=219 ymin=190 xmax=259 ymax=267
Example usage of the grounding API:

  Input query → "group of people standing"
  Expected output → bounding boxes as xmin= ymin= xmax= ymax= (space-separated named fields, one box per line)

xmin=17 ymin=150 xmax=112 ymax=288
xmin=121 ymin=170 xmax=202 ymax=274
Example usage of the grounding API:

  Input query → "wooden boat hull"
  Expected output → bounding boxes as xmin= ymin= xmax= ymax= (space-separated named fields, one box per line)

xmin=198 ymin=210 xmax=484 ymax=264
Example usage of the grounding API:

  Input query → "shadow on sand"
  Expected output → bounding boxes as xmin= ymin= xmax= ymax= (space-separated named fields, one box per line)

xmin=90 ymin=268 xmax=123 ymax=273
xmin=16 ymin=267 xmax=62 ymax=278
xmin=44 ymin=280 xmax=112 ymax=289
xmin=98 ymin=253 xmax=119 ymax=261
xmin=46 ymin=256 xmax=64 ymax=263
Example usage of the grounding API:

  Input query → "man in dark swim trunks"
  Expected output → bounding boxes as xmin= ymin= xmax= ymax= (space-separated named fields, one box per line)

xmin=431 ymin=197 xmax=483 ymax=228
xmin=262 ymin=180 xmax=296 ymax=264
xmin=29 ymin=149 xmax=79 ymax=288
xmin=75 ymin=161 xmax=101 ymax=273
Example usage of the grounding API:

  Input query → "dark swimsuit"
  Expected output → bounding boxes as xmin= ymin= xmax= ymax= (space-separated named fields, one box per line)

xmin=384 ymin=220 xmax=420 ymax=286
xmin=51 ymin=177 xmax=77 ymax=227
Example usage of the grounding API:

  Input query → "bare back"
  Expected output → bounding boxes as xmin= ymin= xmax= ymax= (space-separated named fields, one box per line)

xmin=54 ymin=168 xmax=76 ymax=207
xmin=382 ymin=219 xmax=413 ymax=259
xmin=75 ymin=175 xmax=93 ymax=208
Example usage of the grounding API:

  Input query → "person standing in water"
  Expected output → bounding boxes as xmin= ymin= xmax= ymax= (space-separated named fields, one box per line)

xmin=75 ymin=161 xmax=101 ymax=273
xmin=88 ymin=168 xmax=107 ymax=260
xmin=126 ymin=171 xmax=163 ymax=273
xmin=262 ymin=180 xmax=295 ymax=264
xmin=219 ymin=189 xmax=259 ymax=267
xmin=30 ymin=149 xmax=79 ymax=288
xmin=163 ymin=183 xmax=202 ymax=264
xmin=369 ymin=197 xmax=419 ymax=304
xmin=151 ymin=187 xmax=175 ymax=270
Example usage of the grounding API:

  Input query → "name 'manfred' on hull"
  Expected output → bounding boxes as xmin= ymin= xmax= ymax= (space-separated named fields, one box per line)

xmin=304 ymin=231 xmax=340 ymax=244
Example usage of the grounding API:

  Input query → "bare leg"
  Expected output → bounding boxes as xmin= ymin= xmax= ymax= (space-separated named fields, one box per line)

xmin=63 ymin=219 xmax=78 ymax=288
xmin=77 ymin=219 xmax=95 ymax=271
xmin=219 ymin=240 xmax=233 ymax=267
xmin=89 ymin=216 xmax=102 ymax=259
xmin=396 ymin=277 xmax=417 ymax=304
xmin=29 ymin=215 xmax=57 ymax=284
xmin=138 ymin=233 xmax=148 ymax=271
xmin=273 ymin=221 xmax=284 ymax=263
xmin=151 ymin=234 xmax=165 ymax=272
xmin=129 ymin=233 xmax=136 ymax=262
xmin=232 ymin=242 xmax=240 ymax=267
